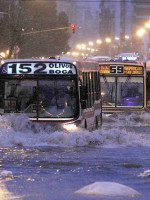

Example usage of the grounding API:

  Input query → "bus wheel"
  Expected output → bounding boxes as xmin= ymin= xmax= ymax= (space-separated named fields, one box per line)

xmin=85 ymin=120 xmax=87 ymax=129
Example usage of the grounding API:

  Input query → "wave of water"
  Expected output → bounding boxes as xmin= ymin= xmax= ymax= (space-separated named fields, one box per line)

xmin=102 ymin=112 xmax=150 ymax=127
xmin=0 ymin=113 xmax=150 ymax=148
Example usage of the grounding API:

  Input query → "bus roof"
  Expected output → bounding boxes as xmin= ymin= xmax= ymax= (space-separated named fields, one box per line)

xmin=0 ymin=58 xmax=99 ymax=74
xmin=1 ymin=58 xmax=71 ymax=63
xmin=98 ymin=61 xmax=144 ymax=65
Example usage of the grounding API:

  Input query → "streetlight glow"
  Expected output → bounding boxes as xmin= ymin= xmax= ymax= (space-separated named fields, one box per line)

xmin=82 ymin=47 xmax=86 ymax=50
xmin=96 ymin=39 xmax=102 ymax=44
xmin=145 ymin=22 xmax=150 ymax=29
xmin=125 ymin=35 xmax=130 ymax=39
xmin=105 ymin=38 xmax=111 ymax=43
xmin=88 ymin=41 xmax=94 ymax=46
xmin=0 ymin=52 xmax=6 ymax=58
xmin=137 ymin=29 xmax=146 ymax=37
xmin=76 ymin=44 xmax=82 ymax=49
xmin=115 ymin=37 xmax=120 ymax=40
xmin=81 ymin=44 xmax=86 ymax=48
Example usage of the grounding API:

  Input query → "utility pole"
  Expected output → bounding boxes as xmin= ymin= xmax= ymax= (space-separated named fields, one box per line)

xmin=8 ymin=0 xmax=11 ymax=58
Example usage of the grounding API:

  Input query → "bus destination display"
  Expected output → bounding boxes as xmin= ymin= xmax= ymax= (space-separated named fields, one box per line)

xmin=99 ymin=65 xmax=143 ymax=75
xmin=1 ymin=62 xmax=77 ymax=75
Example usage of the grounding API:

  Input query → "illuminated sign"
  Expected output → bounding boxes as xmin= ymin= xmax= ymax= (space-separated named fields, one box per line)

xmin=124 ymin=66 xmax=143 ymax=74
xmin=99 ymin=65 xmax=143 ymax=75
xmin=1 ymin=62 xmax=77 ymax=75
xmin=99 ymin=65 xmax=110 ymax=74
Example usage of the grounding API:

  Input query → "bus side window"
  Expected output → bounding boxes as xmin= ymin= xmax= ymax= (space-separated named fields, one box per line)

xmin=146 ymin=72 xmax=150 ymax=102
xmin=0 ymin=80 xmax=4 ymax=109
xmin=80 ymin=85 xmax=88 ymax=109
xmin=80 ymin=86 xmax=88 ymax=100
xmin=80 ymin=72 xmax=88 ymax=109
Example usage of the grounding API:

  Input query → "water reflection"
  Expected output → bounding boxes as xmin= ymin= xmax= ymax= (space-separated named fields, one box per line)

xmin=0 ymin=181 xmax=21 ymax=200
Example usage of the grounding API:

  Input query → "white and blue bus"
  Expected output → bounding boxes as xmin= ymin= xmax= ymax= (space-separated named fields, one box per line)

xmin=0 ymin=58 xmax=102 ymax=131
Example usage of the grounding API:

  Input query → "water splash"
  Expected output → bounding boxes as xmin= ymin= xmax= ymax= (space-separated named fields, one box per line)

xmin=138 ymin=169 xmax=150 ymax=177
xmin=0 ymin=113 xmax=150 ymax=148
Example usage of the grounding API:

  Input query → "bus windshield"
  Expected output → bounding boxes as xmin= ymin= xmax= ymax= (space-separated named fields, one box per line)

xmin=101 ymin=76 xmax=143 ymax=107
xmin=0 ymin=77 xmax=78 ymax=119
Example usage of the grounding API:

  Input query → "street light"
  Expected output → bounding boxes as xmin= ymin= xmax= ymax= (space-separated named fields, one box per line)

xmin=125 ymin=35 xmax=130 ymax=39
xmin=96 ymin=39 xmax=102 ymax=44
xmin=0 ymin=52 xmax=6 ymax=58
xmin=76 ymin=44 xmax=82 ymax=49
xmin=137 ymin=29 xmax=146 ymax=37
xmin=115 ymin=37 xmax=120 ymax=41
xmin=81 ymin=44 xmax=86 ymax=49
xmin=136 ymin=28 xmax=149 ymax=61
xmin=88 ymin=41 xmax=94 ymax=46
xmin=145 ymin=21 xmax=150 ymax=29
xmin=105 ymin=38 xmax=111 ymax=43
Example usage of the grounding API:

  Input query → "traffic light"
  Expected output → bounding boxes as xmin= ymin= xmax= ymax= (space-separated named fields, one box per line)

xmin=71 ymin=24 xmax=76 ymax=33
xmin=133 ymin=52 xmax=139 ymax=56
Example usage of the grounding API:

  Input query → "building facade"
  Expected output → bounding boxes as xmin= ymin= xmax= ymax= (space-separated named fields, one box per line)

xmin=57 ymin=0 xmax=100 ymax=47
xmin=99 ymin=0 xmax=134 ymax=56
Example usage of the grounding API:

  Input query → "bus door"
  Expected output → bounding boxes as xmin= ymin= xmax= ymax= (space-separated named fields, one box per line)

xmin=101 ymin=76 xmax=116 ymax=107
xmin=146 ymin=71 xmax=150 ymax=107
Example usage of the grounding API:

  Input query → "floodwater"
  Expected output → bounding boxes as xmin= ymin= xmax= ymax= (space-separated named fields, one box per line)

xmin=0 ymin=113 xmax=150 ymax=200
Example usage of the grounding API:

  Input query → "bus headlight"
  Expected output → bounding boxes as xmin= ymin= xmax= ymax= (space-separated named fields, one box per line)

xmin=63 ymin=123 xmax=79 ymax=132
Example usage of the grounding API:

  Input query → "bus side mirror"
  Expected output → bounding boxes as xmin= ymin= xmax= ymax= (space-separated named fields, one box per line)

xmin=80 ymin=86 xmax=88 ymax=100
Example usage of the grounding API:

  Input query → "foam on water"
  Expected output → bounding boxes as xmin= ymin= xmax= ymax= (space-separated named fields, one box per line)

xmin=0 ymin=170 xmax=13 ymax=178
xmin=103 ymin=112 xmax=150 ymax=127
xmin=0 ymin=113 xmax=150 ymax=148
xmin=138 ymin=169 xmax=150 ymax=177
xmin=0 ymin=181 xmax=22 ymax=199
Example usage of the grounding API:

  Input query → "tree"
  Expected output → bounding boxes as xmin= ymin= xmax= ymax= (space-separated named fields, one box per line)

xmin=0 ymin=0 xmax=23 ymax=58
xmin=99 ymin=2 xmax=114 ymax=56
xmin=0 ymin=0 xmax=71 ymax=58
xmin=19 ymin=1 xmax=71 ymax=58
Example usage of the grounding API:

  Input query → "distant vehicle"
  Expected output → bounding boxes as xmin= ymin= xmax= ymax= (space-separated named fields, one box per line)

xmin=85 ymin=55 xmax=112 ymax=62
xmin=0 ymin=58 xmax=102 ymax=131
xmin=56 ymin=56 xmax=75 ymax=62
xmin=114 ymin=53 xmax=139 ymax=61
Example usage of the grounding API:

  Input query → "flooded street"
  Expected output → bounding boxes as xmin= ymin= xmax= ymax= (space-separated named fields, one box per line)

xmin=0 ymin=113 xmax=150 ymax=200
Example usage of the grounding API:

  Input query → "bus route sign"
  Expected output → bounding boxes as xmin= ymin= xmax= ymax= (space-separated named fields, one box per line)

xmin=124 ymin=66 xmax=143 ymax=75
xmin=99 ymin=65 xmax=143 ymax=75
xmin=1 ymin=62 xmax=77 ymax=75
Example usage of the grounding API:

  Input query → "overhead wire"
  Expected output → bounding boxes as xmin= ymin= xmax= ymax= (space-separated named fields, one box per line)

xmin=14 ymin=0 xmax=150 ymax=3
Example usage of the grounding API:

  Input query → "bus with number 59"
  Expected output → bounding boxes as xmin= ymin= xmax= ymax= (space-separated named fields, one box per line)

xmin=99 ymin=61 xmax=146 ymax=113
xmin=0 ymin=58 xmax=102 ymax=131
